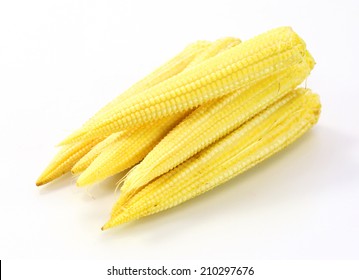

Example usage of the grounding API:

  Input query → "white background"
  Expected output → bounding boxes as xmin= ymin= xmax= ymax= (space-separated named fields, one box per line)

xmin=0 ymin=0 xmax=358 ymax=261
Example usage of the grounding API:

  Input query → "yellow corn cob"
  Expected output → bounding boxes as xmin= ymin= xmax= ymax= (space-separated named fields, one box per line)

xmin=36 ymin=41 xmax=211 ymax=186
xmin=72 ymin=38 xmax=241 ymax=148
xmin=82 ymin=40 xmax=211 ymax=128
xmin=83 ymin=39 xmax=238 ymax=131
xmin=76 ymin=38 xmax=242 ymax=186
xmin=76 ymin=113 xmax=187 ymax=186
xmin=60 ymin=27 xmax=308 ymax=145
xmin=120 ymin=51 xmax=314 ymax=197
xmin=35 ymin=137 xmax=103 ymax=186
xmin=71 ymin=132 xmax=124 ymax=174
xmin=103 ymin=88 xmax=321 ymax=229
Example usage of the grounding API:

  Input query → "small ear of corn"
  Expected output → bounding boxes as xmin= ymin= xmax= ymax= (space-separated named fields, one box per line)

xmin=76 ymin=113 xmax=187 ymax=186
xmin=36 ymin=41 xmax=211 ymax=186
xmin=75 ymin=37 xmax=241 ymax=186
xmin=103 ymin=88 xmax=321 ymax=228
xmin=121 ymin=51 xmax=315 ymax=197
xmin=71 ymin=132 xmax=124 ymax=175
xmin=69 ymin=38 xmax=240 ymax=145
xmin=36 ymin=137 xmax=104 ymax=186
xmin=61 ymin=27 xmax=308 ymax=145
xmin=81 ymin=40 xmax=211 ymax=129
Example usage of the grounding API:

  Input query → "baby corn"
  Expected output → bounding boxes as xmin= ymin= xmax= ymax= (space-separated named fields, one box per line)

xmin=36 ymin=137 xmax=103 ymax=186
xmin=61 ymin=27 xmax=308 ymax=145
xmin=71 ymin=132 xmax=124 ymax=175
xmin=35 ymin=27 xmax=322 ymax=234
xmin=75 ymin=37 xmax=242 ymax=186
xmin=82 ymin=40 xmax=211 ymax=129
xmin=104 ymin=88 xmax=321 ymax=228
xmin=37 ymin=40 xmax=210 ymax=185
xmin=76 ymin=113 xmax=187 ymax=186
xmin=121 ymin=51 xmax=314 ymax=196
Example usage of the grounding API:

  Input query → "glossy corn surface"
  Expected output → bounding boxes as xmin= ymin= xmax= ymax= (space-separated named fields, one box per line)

xmin=76 ymin=113 xmax=186 ymax=186
xmin=76 ymin=37 xmax=241 ymax=186
xmin=121 ymin=51 xmax=314 ymax=195
xmin=61 ymin=27 xmax=308 ymax=145
xmin=103 ymin=88 xmax=321 ymax=228
xmin=71 ymin=132 xmax=124 ymax=175
xmin=37 ymin=41 xmax=210 ymax=185
xmin=82 ymin=40 xmax=211 ymax=129
xmin=36 ymin=137 xmax=103 ymax=186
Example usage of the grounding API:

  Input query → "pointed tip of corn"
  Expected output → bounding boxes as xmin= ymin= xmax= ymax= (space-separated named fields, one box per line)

xmin=101 ymin=220 xmax=115 ymax=231
xmin=120 ymin=164 xmax=153 ymax=196
xmin=35 ymin=160 xmax=66 ymax=187
xmin=76 ymin=167 xmax=101 ymax=187
xmin=75 ymin=166 xmax=97 ymax=187
xmin=36 ymin=180 xmax=44 ymax=187
xmin=101 ymin=225 xmax=107 ymax=231
xmin=71 ymin=165 xmax=82 ymax=175
xmin=35 ymin=171 xmax=54 ymax=187
xmin=75 ymin=177 xmax=87 ymax=187
xmin=74 ymin=167 xmax=90 ymax=186
xmin=71 ymin=169 xmax=78 ymax=175
xmin=36 ymin=170 xmax=67 ymax=187
xmin=120 ymin=182 xmax=145 ymax=206
xmin=71 ymin=158 xmax=89 ymax=175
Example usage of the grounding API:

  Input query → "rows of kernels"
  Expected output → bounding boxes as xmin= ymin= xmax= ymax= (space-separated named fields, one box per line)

xmin=36 ymin=137 xmax=103 ymax=186
xmin=81 ymin=40 xmax=211 ymax=128
xmin=77 ymin=48 xmax=305 ymax=143
xmin=39 ymin=41 xmax=212 ymax=184
xmin=105 ymin=90 xmax=320 ymax=227
xmin=76 ymin=38 xmax=244 ymax=186
xmin=122 ymin=56 xmax=313 ymax=194
xmin=196 ymin=93 xmax=321 ymax=191
xmin=110 ymin=46 xmax=306 ymax=119
xmin=61 ymin=27 xmax=307 ymax=145
xmin=57 ymin=41 xmax=211 ymax=147
xmin=71 ymin=132 xmax=124 ymax=174
xmin=127 ymin=92 xmax=318 ymax=212
xmin=76 ymin=113 xmax=186 ymax=186
xmin=119 ymin=90 xmax=302 ymax=209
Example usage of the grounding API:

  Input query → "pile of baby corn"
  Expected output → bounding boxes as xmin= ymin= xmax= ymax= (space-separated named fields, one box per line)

xmin=36 ymin=27 xmax=321 ymax=230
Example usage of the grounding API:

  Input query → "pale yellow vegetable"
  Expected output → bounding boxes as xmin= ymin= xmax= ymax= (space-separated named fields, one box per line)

xmin=71 ymin=132 xmax=124 ymax=175
xmin=81 ymin=40 xmax=211 ymax=129
xmin=121 ymin=51 xmax=314 ymax=197
xmin=103 ymin=88 xmax=321 ymax=229
xmin=36 ymin=40 xmax=210 ymax=186
xmin=36 ymin=137 xmax=104 ymax=186
xmin=75 ymin=37 xmax=242 ymax=186
xmin=60 ymin=27 xmax=308 ymax=145
xmin=76 ymin=113 xmax=187 ymax=186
